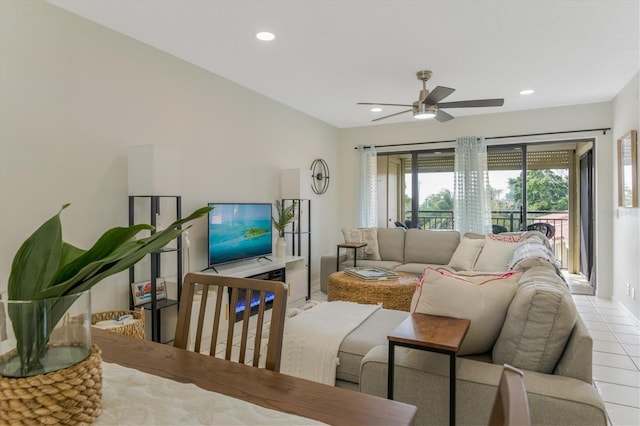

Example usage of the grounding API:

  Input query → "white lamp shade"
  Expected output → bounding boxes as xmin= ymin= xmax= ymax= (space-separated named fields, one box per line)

xmin=280 ymin=168 xmax=310 ymax=199
xmin=128 ymin=145 xmax=181 ymax=195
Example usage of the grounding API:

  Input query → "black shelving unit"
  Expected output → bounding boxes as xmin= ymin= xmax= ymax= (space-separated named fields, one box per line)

xmin=128 ymin=195 xmax=182 ymax=343
xmin=282 ymin=198 xmax=310 ymax=299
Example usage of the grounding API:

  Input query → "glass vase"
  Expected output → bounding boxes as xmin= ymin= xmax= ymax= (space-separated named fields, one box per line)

xmin=0 ymin=289 xmax=92 ymax=378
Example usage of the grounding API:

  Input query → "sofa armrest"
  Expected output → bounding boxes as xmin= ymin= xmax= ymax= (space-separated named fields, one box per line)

xmin=554 ymin=316 xmax=593 ymax=383
xmin=360 ymin=344 xmax=606 ymax=426
xmin=320 ymin=254 xmax=346 ymax=292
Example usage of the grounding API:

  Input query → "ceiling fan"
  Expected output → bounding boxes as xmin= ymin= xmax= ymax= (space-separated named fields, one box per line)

xmin=358 ymin=70 xmax=504 ymax=122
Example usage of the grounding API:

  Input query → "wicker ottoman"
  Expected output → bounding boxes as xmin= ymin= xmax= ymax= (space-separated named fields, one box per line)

xmin=327 ymin=271 xmax=419 ymax=311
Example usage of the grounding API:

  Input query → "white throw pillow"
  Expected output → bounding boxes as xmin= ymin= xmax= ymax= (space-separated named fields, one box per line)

xmin=474 ymin=234 xmax=519 ymax=272
xmin=410 ymin=268 xmax=520 ymax=355
xmin=448 ymin=237 xmax=485 ymax=270
xmin=340 ymin=228 xmax=381 ymax=261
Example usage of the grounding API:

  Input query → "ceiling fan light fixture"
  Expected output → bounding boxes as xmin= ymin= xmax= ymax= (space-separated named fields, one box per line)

xmin=370 ymin=107 xmax=382 ymax=112
xmin=414 ymin=111 xmax=436 ymax=119
xmin=359 ymin=70 xmax=503 ymax=123
xmin=413 ymin=104 xmax=437 ymax=120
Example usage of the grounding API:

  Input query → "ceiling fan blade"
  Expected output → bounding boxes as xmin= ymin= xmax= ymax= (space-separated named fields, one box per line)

xmin=437 ymin=98 xmax=505 ymax=108
xmin=435 ymin=109 xmax=455 ymax=122
xmin=424 ymin=86 xmax=455 ymax=105
xmin=358 ymin=102 xmax=413 ymax=107
xmin=372 ymin=109 xmax=412 ymax=122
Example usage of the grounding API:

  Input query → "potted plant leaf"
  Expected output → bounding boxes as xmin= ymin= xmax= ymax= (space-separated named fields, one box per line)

xmin=272 ymin=200 xmax=298 ymax=258
xmin=0 ymin=204 xmax=211 ymax=377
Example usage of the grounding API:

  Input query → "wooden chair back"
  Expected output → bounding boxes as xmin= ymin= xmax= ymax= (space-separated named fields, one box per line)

xmin=174 ymin=272 xmax=288 ymax=372
xmin=489 ymin=364 xmax=531 ymax=426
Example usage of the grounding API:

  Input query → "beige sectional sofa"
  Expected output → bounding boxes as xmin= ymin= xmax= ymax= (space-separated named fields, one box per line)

xmin=319 ymin=228 xmax=607 ymax=425
xmin=320 ymin=228 xmax=461 ymax=292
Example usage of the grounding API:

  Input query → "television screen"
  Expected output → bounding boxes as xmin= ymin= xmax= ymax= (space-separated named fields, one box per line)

xmin=208 ymin=203 xmax=273 ymax=266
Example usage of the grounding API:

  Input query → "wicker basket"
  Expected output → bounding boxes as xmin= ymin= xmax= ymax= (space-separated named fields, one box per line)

xmin=0 ymin=344 xmax=103 ymax=425
xmin=92 ymin=309 xmax=145 ymax=340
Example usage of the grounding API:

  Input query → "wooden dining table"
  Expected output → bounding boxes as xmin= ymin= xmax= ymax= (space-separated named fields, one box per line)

xmin=93 ymin=328 xmax=417 ymax=425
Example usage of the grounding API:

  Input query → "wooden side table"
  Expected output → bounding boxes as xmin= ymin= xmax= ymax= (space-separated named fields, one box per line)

xmin=336 ymin=242 xmax=367 ymax=271
xmin=387 ymin=313 xmax=470 ymax=426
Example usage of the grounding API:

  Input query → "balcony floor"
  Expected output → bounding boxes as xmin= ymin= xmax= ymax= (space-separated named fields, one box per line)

xmin=564 ymin=271 xmax=595 ymax=295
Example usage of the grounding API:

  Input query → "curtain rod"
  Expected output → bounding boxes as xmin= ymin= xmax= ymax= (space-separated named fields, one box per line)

xmin=353 ymin=127 xmax=611 ymax=149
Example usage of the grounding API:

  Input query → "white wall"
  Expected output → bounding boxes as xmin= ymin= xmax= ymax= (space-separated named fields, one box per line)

xmin=0 ymin=1 xmax=339 ymax=311
xmin=612 ymin=72 xmax=640 ymax=319
xmin=337 ymin=102 xmax=617 ymax=303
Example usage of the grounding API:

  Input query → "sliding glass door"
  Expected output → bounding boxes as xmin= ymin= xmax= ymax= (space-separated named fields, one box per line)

xmin=379 ymin=142 xmax=581 ymax=270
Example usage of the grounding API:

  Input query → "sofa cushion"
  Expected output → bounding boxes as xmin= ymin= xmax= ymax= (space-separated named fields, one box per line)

xmin=410 ymin=268 xmax=520 ymax=355
xmin=448 ymin=236 xmax=485 ymax=270
xmin=376 ymin=228 xmax=406 ymax=262
xmin=493 ymin=266 xmax=577 ymax=374
xmin=403 ymin=229 xmax=460 ymax=265
xmin=474 ymin=234 xmax=519 ymax=272
xmin=336 ymin=308 xmax=409 ymax=384
xmin=341 ymin=228 xmax=381 ymax=260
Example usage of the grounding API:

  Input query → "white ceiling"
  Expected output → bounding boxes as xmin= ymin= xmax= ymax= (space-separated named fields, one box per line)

xmin=48 ymin=0 xmax=639 ymax=129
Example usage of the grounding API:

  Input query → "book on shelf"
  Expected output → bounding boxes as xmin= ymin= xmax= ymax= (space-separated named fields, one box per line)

xmin=343 ymin=267 xmax=399 ymax=281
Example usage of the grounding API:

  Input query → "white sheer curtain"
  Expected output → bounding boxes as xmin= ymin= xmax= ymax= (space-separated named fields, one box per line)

xmin=357 ymin=145 xmax=377 ymax=228
xmin=454 ymin=136 xmax=492 ymax=234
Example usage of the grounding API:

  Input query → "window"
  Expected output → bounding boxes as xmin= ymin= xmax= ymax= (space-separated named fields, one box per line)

xmin=379 ymin=143 xmax=579 ymax=270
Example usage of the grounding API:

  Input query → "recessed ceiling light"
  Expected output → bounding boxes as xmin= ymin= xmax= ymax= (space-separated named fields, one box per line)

xmin=520 ymin=89 xmax=535 ymax=95
xmin=256 ymin=32 xmax=275 ymax=41
xmin=370 ymin=107 xmax=382 ymax=112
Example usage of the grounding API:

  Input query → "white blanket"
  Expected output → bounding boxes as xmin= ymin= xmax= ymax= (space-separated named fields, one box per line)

xmin=280 ymin=301 xmax=381 ymax=385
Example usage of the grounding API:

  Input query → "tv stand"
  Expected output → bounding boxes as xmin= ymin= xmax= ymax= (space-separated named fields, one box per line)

xmin=200 ymin=256 xmax=306 ymax=308
xmin=200 ymin=265 xmax=219 ymax=273
xmin=256 ymin=256 xmax=272 ymax=262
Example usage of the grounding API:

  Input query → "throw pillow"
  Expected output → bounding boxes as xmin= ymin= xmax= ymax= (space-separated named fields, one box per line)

xmin=463 ymin=232 xmax=485 ymax=240
xmin=341 ymin=228 xmax=381 ymax=261
xmin=448 ymin=237 xmax=485 ymax=270
xmin=492 ymin=266 xmax=577 ymax=374
xmin=360 ymin=228 xmax=381 ymax=260
xmin=410 ymin=268 xmax=520 ymax=355
xmin=489 ymin=232 xmax=523 ymax=243
xmin=474 ymin=234 xmax=519 ymax=272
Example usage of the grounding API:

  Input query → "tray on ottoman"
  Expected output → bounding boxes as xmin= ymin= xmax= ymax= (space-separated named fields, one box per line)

xmin=343 ymin=266 xmax=399 ymax=281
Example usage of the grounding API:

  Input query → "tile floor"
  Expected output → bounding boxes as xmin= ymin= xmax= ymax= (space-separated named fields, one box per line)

xmin=572 ymin=295 xmax=640 ymax=426
xmin=218 ymin=291 xmax=640 ymax=425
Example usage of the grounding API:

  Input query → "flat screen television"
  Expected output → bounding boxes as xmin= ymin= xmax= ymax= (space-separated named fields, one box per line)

xmin=208 ymin=203 xmax=273 ymax=266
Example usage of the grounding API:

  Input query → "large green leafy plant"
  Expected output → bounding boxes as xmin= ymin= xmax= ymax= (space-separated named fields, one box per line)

xmin=6 ymin=203 xmax=212 ymax=376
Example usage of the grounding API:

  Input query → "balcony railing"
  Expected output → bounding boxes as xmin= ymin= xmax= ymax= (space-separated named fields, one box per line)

xmin=404 ymin=210 xmax=569 ymax=268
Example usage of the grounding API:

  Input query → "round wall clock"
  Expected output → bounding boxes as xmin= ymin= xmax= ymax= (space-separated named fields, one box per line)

xmin=310 ymin=159 xmax=330 ymax=195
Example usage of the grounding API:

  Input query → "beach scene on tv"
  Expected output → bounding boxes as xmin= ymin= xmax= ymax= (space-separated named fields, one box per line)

xmin=208 ymin=203 xmax=273 ymax=265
